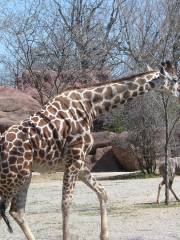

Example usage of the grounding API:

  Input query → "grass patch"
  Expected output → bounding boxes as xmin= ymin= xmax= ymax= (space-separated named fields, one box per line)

xmin=127 ymin=172 xmax=159 ymax=179
xmin=73 ymin=202 xmax=135 ymax=217
xmin=98 ymin=172 xmax=160 ymax=181
xmin=107 ymin=205 xmax=134 ymax=216
xmin=135 ymin=201 xmax=180 ymax=209
xmin=72 ymin=203 xmax=99 ymax=216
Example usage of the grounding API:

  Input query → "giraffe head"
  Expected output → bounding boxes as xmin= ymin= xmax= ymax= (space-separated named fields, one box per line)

xmin=158 ymin=61 xmax=179 ymax=97
xmin=0 ymin=197 xmax=13 ymax=233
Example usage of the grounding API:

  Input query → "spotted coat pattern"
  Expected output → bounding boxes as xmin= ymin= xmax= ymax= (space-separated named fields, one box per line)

xmin=0 ymin=65 xmax=179 ymax=240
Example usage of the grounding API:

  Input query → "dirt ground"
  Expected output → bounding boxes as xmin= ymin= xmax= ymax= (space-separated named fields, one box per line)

xmin=1 ymin=173 xmax=180 ymax=240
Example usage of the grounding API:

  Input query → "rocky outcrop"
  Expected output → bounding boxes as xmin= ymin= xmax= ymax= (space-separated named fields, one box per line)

xmin=92 ymin=146 xmax=123 ymax=172
xmin=16 ymin=69 xmax=111 ymax=104
xmin=0 ymin=87 xmax=41 ymax=133
xmin=86 ymin=131 xmax=141 ymax=172
xmin=111 ymin=131 xmax=140 ymax=171
xmin=91 ymin=131 xmax=117 ymax=153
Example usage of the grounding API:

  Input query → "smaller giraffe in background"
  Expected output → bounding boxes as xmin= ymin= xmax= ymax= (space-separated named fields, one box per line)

xmin=157 ymin=157 xmax=180 ymax=204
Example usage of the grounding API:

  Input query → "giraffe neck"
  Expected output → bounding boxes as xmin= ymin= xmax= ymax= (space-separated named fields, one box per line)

xmin=78 ymin=71 xmax=160 ymax=119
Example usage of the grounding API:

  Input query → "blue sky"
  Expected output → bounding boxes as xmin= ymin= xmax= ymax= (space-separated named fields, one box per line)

xmin=0 ymin=0 xmax=42 ymax=70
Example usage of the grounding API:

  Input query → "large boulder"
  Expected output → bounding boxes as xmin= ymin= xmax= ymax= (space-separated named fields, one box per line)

xmin=89 ymin=131 xmax=140 ymax=172
xmin=0 ymin=87 xmax=41 ymax=133
xmin=111 ymin=131 xmax=140 ymax=171
xmin=91 ymin=131 xmax=117 ymax=154
xmin=91 ymin=146 xmax=123 ymax=172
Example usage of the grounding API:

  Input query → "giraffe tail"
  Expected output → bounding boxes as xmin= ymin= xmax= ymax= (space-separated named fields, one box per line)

xmin=0 ymin=199 xmax=13 ymax=233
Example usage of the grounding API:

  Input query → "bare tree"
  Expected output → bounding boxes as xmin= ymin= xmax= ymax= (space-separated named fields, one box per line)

xmin=0 ymin=0 xmax=125 ymax=99
xmin=0 ymin=0 xmax=179 ymax=83
xmin=121 ymin=94 xmax=161 ymax=174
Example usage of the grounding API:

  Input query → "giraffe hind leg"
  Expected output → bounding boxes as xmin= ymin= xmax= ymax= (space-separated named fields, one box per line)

xmin=62 ymin=162 xmax=82 ymax=240
xmin=169 ymin=180 xmax=180 ymax=202
xmin=9 ymin=174 xmax=35 ymax=240
xmin=79 ymin=169 xmax=109 ymax=240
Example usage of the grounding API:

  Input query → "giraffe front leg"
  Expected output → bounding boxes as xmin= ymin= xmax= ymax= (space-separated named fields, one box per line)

xmin=80 ymin=169 xmax=109 ymax=240
xmin=157 ymin=179 xmax=165 ymax=205
xmin=9 ymin=176 xmax=35 ymax=240
xmin=62 ymin=163 xmax=80 ymax=240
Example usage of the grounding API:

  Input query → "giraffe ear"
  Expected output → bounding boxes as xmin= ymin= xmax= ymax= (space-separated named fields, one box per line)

xmin=161 ymin=61 xmax=177 ymax=77
xmin=160 ymin=64 xmax=166 ymax=75
xmin=160 ymin=62 xmax=169 ymax=76
xmin=160 ymin=61 xmax=174 ymax=73
xmin=146 ymin=64 xmax=153 ymax=71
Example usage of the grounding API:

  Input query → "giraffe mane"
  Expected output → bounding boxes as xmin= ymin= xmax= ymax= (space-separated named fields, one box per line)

xmin=63 ymin=71 xmax=156 ymax=92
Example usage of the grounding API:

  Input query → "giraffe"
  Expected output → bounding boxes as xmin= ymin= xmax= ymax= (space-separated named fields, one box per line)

xmin=157 ymin=157 xmax=180 ymax=204
xmin=0 ymin=61 xmax=179 ymax=240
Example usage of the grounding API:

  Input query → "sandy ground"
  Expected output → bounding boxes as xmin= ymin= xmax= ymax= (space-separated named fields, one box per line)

xmin=1 ymin=173 xmax=180 ymax=240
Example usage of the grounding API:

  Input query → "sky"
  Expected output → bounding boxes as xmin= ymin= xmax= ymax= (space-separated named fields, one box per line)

xmin=0 ymin=0 xmax=42 ymax=70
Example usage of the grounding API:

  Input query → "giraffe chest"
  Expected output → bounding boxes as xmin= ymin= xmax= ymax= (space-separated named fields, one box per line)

xmin=31 ymin=134 xmax=64 ymax=172
xmin=29 ymin=111 xmax=93 ymax=171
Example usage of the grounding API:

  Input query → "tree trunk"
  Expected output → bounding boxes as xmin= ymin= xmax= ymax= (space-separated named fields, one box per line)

xmin=164 ymin=144 xmax=169 ymax=205
xmin=163 ymin=95 xmax=169 ymax=205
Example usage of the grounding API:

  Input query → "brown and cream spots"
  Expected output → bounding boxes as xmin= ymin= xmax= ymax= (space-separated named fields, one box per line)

xmin=47 ymin=105 xmax=57 ymax=115
xmin=83 ymin=91 xmax=92 ymax=99
xmin=0 ymin=66 xmax=177 ymax=240
xmin=132 ymin=91 xmax=138 ymax=97
xmin=6 ymin=133 xmax=16 ymax=142
xmin=69 ymin=92 xmax=81 ymax=101
xmin=104 ymin=87 xmax=113 ymax=99
xmin=127 ymin=82 xmax=138 ymax=90
xmin=52 ymin=101 xmax=61 ymax=110
xmin=95 ymin=87 xmax=104 ymax=93
xmin=146 ymin=74 xmax=154 ymax=80
xmin=114 ymin=84 xmax=127 ymax=93
xmin=113 ymin=96 xmax=120 ymax=104
xmin=57 ymin=110 xmax=68 ymax=119
xmin=93 ymin=94 xmax=103 ymax=103
xmin=104 ymin=102 xmax=111 ymax=111
xmin=56 ymin=96 xmax=71 ymax=109
xmin=38 ymin=119 xmax=47 ymax=127
xmin=123 ymin=90 xmax=131 ymax=99
xmin=139 ymin=86 xmax=144 ymax=92
xmin=137 ymin=78 xmax=146 ymax=84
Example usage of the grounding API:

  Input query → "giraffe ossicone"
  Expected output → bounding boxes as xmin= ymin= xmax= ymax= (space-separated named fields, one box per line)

xmin=0 ymin=61 xmax=179 ymax=240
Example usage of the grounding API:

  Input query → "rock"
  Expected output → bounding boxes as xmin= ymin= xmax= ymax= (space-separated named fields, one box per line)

xmin=0 ymin=86 xmax=41 ymax=133
xmin=91 ymin=146 xmax=123 ymax=172
xmin=112 ymin=146 xmax=140 ymax=171
xmin=111 ymin=131 xmax=140 ymax=171
xmin=89 ymin=131 xmax=141 ymax=172
xmin=91 ymin=131 xmax=117 ymax=154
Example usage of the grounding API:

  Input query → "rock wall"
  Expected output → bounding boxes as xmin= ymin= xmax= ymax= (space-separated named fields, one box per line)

xmin=0 ymin=87 xmax=41 ymax=133
xmin=89 ymin=131 xmax=140 ymax=172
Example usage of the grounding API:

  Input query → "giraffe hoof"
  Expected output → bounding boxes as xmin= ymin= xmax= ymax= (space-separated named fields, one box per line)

xmin=100 ymin=232 xmax=109 ymax=240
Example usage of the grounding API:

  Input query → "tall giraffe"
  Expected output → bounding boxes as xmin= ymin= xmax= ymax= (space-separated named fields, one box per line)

xmin=0 ymin=61 xmax=179 ymax=240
